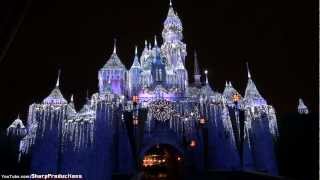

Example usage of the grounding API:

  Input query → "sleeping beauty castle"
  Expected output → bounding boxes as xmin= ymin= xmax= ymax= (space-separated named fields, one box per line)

xmin=6 ymin=1 xmax=279 ymax=179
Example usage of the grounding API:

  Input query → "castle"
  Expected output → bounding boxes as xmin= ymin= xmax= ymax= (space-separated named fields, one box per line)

xmin=7 ymin=2 xmax=279 ymax=179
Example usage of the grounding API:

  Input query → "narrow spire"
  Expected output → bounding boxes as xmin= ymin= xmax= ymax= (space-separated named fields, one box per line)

xmin=135 ymin=45 xmax=138 ymax=55
xmin=56 ymin=69 xmax=61 ymax=87
xmin=204 ymin=70 xmax=208 ymax=84
xmin=225 ymin=81 xmax=228 ymax=87
xmin=246 ymin=62 xmax=251 ymax=79
xmin=113 ymin=38 xmax=117 ymax=54
xmin=144 ymin=40 xmax=147 ymax=48
xmin=169 ymin=0 xmax=172 ymax=7
xmin=154 ymin=35 xmax=158 ymax=46
xmin=17 ymin=114 xmax=20 ymax=120
xmin=70 ymin=94 xmax=74 ymax=102
xmin=229 ymin=81 xmax=232 ymax=87
xmin=194 ymin=51 xmax=200 ymax=75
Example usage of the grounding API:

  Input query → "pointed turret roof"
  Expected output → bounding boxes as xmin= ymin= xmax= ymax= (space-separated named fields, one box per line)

xmin=7 ymin=115 xmax=27 ymax=137
xmin=102 ymin=39 xmax=126 ymax=70
xmin=8 ymin=115 xmax=25 ymax=129
xmin=243 ymin=63 xmax=266 ymax=107
xmin=163 ymin=0 xmax=183 ymax=37
xmin=43 ymin=72 xmax=67 ymax=105
xmin=130 ymin=46 xmax=141 ymax=69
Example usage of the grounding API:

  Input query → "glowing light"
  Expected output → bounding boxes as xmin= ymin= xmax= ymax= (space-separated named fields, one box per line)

xmin=190 ymin=140 xmax=196 ymax=148
xmin=232 ymin=93 xmax=241 ymax=102
xmin=177 ymin=156 xmax=181 ymax=161
xmin=199 ymin=117 xmax=205 ymax=124
xmin=132 ymin=96 xmax=139 ymax=103
xmin=133 ymin=117 xmax=139 ymax=125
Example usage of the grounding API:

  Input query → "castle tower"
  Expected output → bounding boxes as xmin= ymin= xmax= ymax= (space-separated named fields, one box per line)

xmin=161 ymin=1 xmax=187 ymax=68
xmin=242 ymin=63 xmax=278 ymax=175
xmin=30 ymin=72 xmax=68 ymax=173
xmin=175 ymin=55 xmax=188 ymax=93
xmin=151 ymin=37 xmax=166 ymax=86
xmin=129 ymin=46 xmax=142 ymax=97
xmin=98 ymin=39 xmax=127 ymax=95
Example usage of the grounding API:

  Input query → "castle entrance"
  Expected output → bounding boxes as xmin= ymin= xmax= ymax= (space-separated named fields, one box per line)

xmin=140 ymin=144 xmax=184 ymax=179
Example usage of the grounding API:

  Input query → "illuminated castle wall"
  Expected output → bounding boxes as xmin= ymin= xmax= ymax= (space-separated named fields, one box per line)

xmin=7 ymin=2 xmax=279 ymax=179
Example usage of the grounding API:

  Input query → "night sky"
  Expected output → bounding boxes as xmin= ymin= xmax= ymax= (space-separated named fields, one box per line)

xmin=0 ymin=0 xmax=317 ymax=125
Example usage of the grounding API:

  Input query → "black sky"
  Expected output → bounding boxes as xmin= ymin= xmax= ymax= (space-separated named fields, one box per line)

xmin=0 ymin=0 xmax=317 ymax=128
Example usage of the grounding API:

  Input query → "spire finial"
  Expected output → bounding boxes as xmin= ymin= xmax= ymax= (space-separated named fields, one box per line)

xmin=144 ymin=40 xmax=147 ymax=47
xmin=70 ymin=94 xmax=74 ymax=102
xmin=154 ymin=35 xmax=158 ymax=46
xmin=17 ymin=114 xmax=20 ymax=119
xmin=229 ymin=81 xmax=232 ymax=87
xmin=113 ymin=38 xmax=117 ymax=54
xmin=135 ymin=45 xmax=138 ymax=55
xmin=169 ymin=0 xmax=172 ymax=7
xmin=225 ymin=81 xmax=228 ymax=87
xmin=246 ymin=62 xmax=251 ymax=79
xmin=204 ymin=70 xmax=208 ymax=84
xmin=56 ymin=69 xmax=61 ymax=87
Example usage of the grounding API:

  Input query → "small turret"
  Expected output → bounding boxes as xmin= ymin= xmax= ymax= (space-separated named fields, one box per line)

xmin=7 ymin=115 xmax=27 ymax=138
xmin=130 ymin=46 xmax=141 ymax=69
xmin=297 ymin=98 xmax=309 ymax=114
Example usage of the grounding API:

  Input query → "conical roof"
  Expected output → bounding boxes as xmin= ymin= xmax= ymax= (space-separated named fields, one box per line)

xmin=130 ymin=46 xmax=141 ymax=69
xmin=8 ymin=115 xmax=25 ymax=129
xmin=243 ymin=63 xmax=266 ymax=107
xmin=43 ymin=75 xmax=67 ymax=105
xmin=7 ymin=115 xmax=27 ymax=137
xmin=163 ymin=1 xmax=183 ymax=33
xmin=244 ymin=79 xmax=263 ymax=100
xmin=102 ymin=40 xmax=126 ymax=70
